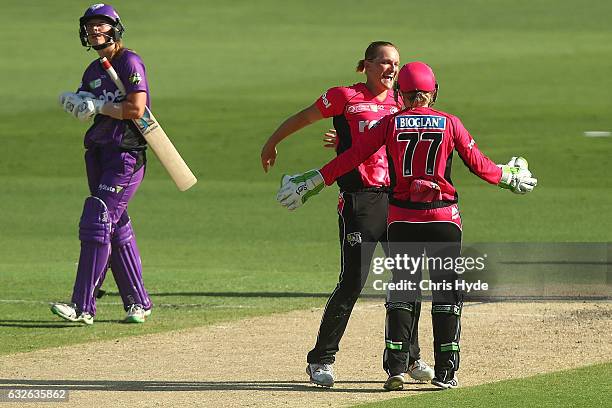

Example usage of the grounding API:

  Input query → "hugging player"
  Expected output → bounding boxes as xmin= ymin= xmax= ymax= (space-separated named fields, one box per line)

xmin=276 ymin=61 xmax=537 ymax=390
xmin=262 ymin=42 xmax=434 ymax=387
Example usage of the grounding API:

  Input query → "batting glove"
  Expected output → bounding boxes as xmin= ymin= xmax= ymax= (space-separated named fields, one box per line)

xmin=498 ymin=156 xmax=538 ymax=194
xmin=276 ymin=170 xmax=325 ymax=210
xmin=59 ymin=92 xmax=83 ymax=117
xmin=76 ymin=91 xmax=96 ymax=99
xmin=74 ymin=97 xmax=105 ymax=122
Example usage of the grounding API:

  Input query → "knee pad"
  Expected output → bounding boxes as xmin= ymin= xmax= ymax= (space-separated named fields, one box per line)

xmin=111 ymin=212 xmax=134 ymax=247
xmin=79 ymin=197 xmax=111 ymax=245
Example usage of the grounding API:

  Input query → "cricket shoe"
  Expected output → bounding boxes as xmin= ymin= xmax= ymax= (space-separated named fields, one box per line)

xmin=125 ymin=304 xmax=147 ymax=323
xmin=407 ymin=359 xmax=435 ymax=382
xmin=383 ymin=373 xmax=405 ymax=391
xmin=50 ymin=303 xmax=93 ymax=325
xmin=431 ymin=374 xmax=459 ymax=389
xmin=306 ymin=363 xmax=334 ymax=388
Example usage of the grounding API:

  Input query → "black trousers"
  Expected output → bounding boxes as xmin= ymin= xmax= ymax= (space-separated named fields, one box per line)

xmin=307 ymin=191 xmax=422 ymax=365
xmin=383 ymin=220 xmax=463 ymax=377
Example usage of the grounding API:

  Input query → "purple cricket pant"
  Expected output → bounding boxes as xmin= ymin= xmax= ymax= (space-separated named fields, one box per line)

xmin=71 ymin=145 xmax=151 ymax=315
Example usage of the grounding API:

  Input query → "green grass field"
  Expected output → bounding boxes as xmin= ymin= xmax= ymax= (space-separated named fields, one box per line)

xmin=356 ymin=362 xmax=612 ymax=408
xmin=0 ymin=0 xmax=610 ymax=405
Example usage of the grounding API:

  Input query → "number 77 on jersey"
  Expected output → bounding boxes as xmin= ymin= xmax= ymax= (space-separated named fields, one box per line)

xmin=100 ymin=57 xmax=198 ymax=192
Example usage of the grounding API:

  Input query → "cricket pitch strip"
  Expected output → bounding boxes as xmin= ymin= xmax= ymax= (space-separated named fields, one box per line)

xmin=0 ymin=301 xmax=610 ymax=407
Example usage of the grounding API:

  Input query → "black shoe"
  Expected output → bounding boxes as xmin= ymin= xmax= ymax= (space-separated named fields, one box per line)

xmin=431 ymin=375 xmax=458 ymax=389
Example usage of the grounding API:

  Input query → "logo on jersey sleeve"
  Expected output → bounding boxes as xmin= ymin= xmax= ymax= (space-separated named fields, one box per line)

xmin=321 ymin=91 xmax=331 ymax=108
xmin=129 ymin=72 xmax=142 ymax=85
xmin=396 ymin=115 xmax=446 ymax=130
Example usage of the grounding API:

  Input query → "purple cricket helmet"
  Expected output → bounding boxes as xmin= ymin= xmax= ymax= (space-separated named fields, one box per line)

xmin=79 ymin=4 xmax=125 ymax=49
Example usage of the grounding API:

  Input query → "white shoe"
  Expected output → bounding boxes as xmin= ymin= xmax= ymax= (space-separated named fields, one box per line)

xmin=50 ymin=303 xmax=93 ymax=325
xmin=383 ymin=373 xmax=405 ymax=391
xmin=144 ymin=308 xmax=152 ymax=317
xmin=125 ymin=304 xmax=147 ymax=323
xmin=306 ymin=363 xmax=334 ymax=388
xmin=407 ymin=359 xmax=435 ymax=381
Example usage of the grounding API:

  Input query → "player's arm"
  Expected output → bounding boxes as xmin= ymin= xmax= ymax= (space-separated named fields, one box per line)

xmin=452 ymin=117 xmax=537 ymax=193
xmin=261 ymin=103 xmax=324 ymax=172
xmin=61 ymin=55 xmax=149 ymax=122
xmin=318 ymin=117 xmax=388 ymax=185
xmin=60 ymin=91 xmax=146 ymax=122
xmin=87 ymin=56 xmax=148 ymax=121
xmin=452 ymin=118 xmax=502 ymax=185
xmin=276 ymin=117 xmax=389 ymax=211
xmin=98 ymin=91 xmax=146 ymax=120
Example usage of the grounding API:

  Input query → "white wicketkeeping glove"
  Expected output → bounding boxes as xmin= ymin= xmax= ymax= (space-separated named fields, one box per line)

xmin=74 ymin=97 xmax=105 ymax=122
xmin=59 ymin=92 xmax=83 ymax=117
xmin=506 ymin=156 xmax=528 ymax=169
xmin=498 ymin=156 xmax=538 ymax=194
xmin=276 ymin=170 xmax=325 ymax=210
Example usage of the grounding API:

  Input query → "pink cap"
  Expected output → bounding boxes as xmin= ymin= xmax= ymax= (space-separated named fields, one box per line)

xmin=397 ymin=62 xmax=437 ymax=92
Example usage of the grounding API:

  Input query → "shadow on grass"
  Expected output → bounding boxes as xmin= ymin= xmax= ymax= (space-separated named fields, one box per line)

xmin=105 ymin=291 xmax=382 ymax=299
xmin=99 ymin=291 xmax=609 ymax=301
xmin=0 ymin=320 xmax=121 ymax=328
xmin=0 ymin=378 xmax=439 ymax=393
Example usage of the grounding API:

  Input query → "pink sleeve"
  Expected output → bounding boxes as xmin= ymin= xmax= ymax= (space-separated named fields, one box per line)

xmin=319 ymin=116 xmax=389 ymax=185
xmin=314 ymin=87 xmax=348 ymax=118
xmin=452 ymin=117 xmax=502 ymax=185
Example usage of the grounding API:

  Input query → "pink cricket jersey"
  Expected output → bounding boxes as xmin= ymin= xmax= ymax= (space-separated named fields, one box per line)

xmin=315 ymin=83 xmax=402 ymax=191
xmin=320 ymin=106 xmax=502 ymax=221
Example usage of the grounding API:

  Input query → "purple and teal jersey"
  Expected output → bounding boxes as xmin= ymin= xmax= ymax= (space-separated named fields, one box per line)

xmin=77 ymin=49 xmax=149 ymax=149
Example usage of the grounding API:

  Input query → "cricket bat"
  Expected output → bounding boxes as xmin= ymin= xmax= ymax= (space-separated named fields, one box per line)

xmin=99 ymin=57 xmax=197 ymax=191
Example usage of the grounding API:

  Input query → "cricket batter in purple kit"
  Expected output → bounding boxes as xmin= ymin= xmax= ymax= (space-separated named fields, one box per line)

xmin=51 ymin=4 xmax=152 ymax=324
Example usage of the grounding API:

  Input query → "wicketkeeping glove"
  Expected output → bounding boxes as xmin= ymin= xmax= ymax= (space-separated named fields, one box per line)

xmin=276 ymin=170 xmax=325 ymax=210
xmin=498 ymin=156 xmax=538 ymax=194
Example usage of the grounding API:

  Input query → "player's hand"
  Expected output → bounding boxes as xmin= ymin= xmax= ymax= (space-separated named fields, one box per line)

xmin=59 ymin=92 xmax=82 ymax=116
xmin=323 ymin=129 xmax=338 ymax=149
xmin=498 ymin=156 xmax=537 ymax=194
xmin=74 ymin=97 xmax=105 ymax=122
xmin=276 ymin=170 xmax=325 ymax=210
xmin=261 ymin=141 xmax=278 ymax=173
